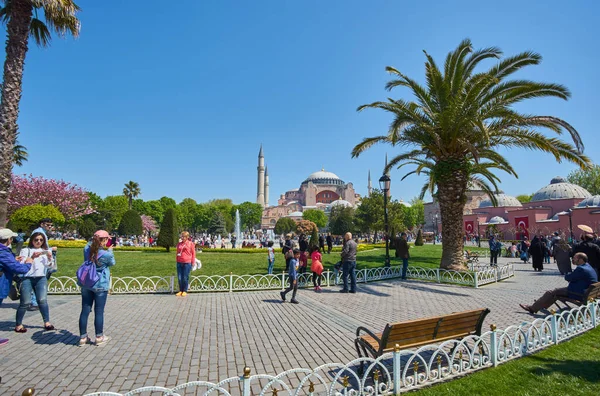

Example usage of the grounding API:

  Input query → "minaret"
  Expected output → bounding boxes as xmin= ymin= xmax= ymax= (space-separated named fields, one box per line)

xmin=264 ymin=166 xmax=269 ymax=207
xmin=368 ymin=170 xmax=372 ymax=197
xmin=257 ymin=145 xmax=265 ymax=207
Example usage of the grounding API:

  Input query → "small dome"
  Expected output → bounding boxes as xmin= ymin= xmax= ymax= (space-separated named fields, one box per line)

xmin=330 ymin=199 xmax=352 ymax=208
xmin=552 ymin=211 xmax=569 ymax=221
xmin=577 ymin=195 xmax=600 ymax=208
xmin=399 ymin=200 xmax=412 ymax=207
xmin=302 ymin=169 xmax=344 ymax=186
xmin=531 ymin=178 xmax=591 ymax=202
xmin=479 ymin=193 xmax=523 ymax=208
xmin=550 ymin=176 xmax=567 ymax=184
xmin=488 ymin=216 xmax=507 ymax=224
xmin=287 ymin=211 xmax=303 ymax=217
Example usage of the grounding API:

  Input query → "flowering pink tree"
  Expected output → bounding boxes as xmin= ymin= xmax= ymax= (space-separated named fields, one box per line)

xmin=141 ymin=214 xmax=158 ymax=233
xmin=8 ymin=174 xmax=93 ymax=220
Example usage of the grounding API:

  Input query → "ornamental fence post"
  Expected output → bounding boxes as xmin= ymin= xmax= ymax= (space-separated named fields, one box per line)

xmin=590 ymin=300 xmax=597 ymax=328
xmin=550 ymin=310 xmax=559 ymax=344
xmin=495 ymin=267 xmax=498 ymax=283
xmin=229 ymin=272 xmax=233 ymax=293
xmin=436 ymin=269 xmax=440 ymax=284
xmin=474 ymin=271 xmax=479 ymax=289
xmin=241 ymin=366 xmax=251 ymax=396
xmin=393 ymin=344 xmax=401 ymax=395
xmin=364 ymin=268 xmax=368 ymax=283
xmin=490 ymin=324 xmax=498 ymax=367
xmin=170 ymin=276 xmax=174 ymax=294
xmin=325 ymin=270 xmax=330 ymax=287
xmin=282 ymin=271 xmax=286 ymax=291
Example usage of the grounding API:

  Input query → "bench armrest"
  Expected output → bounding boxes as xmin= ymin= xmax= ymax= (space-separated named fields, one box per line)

xmin=356 ymin=326 xmax=381 ymax=342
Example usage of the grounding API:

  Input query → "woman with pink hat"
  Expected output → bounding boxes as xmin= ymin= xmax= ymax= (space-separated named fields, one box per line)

xmin=78 ymin=230 xmax=116 ymax=346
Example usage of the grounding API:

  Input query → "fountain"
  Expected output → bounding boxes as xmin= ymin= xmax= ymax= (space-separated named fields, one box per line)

xmin=234 ymin=209 xmax=243 ymax=244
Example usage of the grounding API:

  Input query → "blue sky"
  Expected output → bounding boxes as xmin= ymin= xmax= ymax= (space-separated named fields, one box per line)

xmin=12 ymin=0 xmax=600 ymax=204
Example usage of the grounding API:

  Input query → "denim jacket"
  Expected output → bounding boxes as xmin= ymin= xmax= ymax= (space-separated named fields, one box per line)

xmin=81 ymin=243 xmax=116 ymax=291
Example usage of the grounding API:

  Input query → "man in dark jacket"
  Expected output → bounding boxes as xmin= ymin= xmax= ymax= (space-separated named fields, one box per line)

xmin=340 ymin=232 xmax=357 ymax=293
xmin=326 ymin=233 xmax=333 ymax=254
xmin=395 ymin=232 xmax=410 ymax=279
xmin=572 ymin=225 xmax=600 ymax=277
xmin=519 ymin=252 xmax=598 ymax=314
xmin=0 ymin=228 xmax=33 ymax=346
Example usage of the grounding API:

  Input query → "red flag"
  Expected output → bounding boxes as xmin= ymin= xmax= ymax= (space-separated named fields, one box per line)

xmin=464 ymin=221 xmax=474 ymax=235
xmin=515 ymin=216 xmax=529 ymax=239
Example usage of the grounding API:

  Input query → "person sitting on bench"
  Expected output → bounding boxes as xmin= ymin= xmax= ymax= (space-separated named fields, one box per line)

xmin=519 ymin=252 xmax=597 ymax=314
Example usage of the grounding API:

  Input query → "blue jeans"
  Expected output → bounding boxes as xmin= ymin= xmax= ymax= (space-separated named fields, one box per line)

xmin=401 ymin=258 xmax=409 ymax=279
xmin=79 ymin=288 xmax=108 ymax=337
xmin=267 ymin=259 xmax=274 ymax=274
xmin=177 ymin=262 xmax=192 ymax=292
xmin=16 ymin=277 xmax=50 ymax=326
xmin=342 ymin=261 xmax=356 ymax=292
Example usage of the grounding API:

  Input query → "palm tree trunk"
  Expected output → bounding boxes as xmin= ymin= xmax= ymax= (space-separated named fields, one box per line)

xmin=0 ymin=0 xmax=33 ymax=225
xmin=436 ymin=170 xmax=469 ymax=270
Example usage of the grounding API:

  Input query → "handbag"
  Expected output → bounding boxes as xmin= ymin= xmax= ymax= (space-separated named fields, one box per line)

xmin=9 ymin=279 xmax=20 ymax=301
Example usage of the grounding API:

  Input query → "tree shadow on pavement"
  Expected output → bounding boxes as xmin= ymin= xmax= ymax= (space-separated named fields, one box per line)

xmin=400 ymin=283 xmax=471 ymax=297
xmin=31 ymin=328 xmax=80 ymax=346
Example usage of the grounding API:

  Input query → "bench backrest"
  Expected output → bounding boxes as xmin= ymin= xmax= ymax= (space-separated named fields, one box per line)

xmin=380 ymin=308 xmax=489 ymax=351
xmin=585 ymin=282 xmax=600 ymax=300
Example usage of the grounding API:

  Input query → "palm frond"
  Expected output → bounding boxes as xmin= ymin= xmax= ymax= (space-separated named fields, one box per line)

xmin=30 ymin=18 xmax=51 ymax=47
xmin=351 ymin=136 xmax=390 ymax=158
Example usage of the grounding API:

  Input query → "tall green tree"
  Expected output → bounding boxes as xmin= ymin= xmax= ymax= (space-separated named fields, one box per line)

xmin=302 ymin=209 xmax=328 ymax=228
xmin=352 ymin=39 xmax=590 ymax=269
xmin=100 ymin=195 xmax=129 ymax=231
xmin=329 ymin=206 xmax=355 ymax=236
xmin=235 ymin=201 xmax=263 ymax=230
xmin=157 ymin=208 xmax=178 ymax=252
xmin=208 ymin=211 xmax=226 ymax=235
xmin=123 ymin=181 xmax=141 ymax=209
xmin=118 ymin=209 xmax=143 ymax=236
xmin=355 ymin=190 xmax=384 ymax=241
xmin=567 ymin=164 xmax=600 ymax=195
xmin=178 ymin=198 xmax=198 ymax=231
xmin=274 ymin=217 xmax=296 ymax=235
xmin=0 ymin=0 xmax=80 ymax=224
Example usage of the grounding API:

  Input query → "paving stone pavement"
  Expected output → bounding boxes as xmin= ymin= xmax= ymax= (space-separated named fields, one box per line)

xmin=0 ymin=258 xmax=573 ymax=395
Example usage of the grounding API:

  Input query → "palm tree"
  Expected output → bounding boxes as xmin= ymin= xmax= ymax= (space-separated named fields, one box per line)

xmin=13 ymin=139 xmax=27 ymax=166
xmin=123 ymin=181 xmax=141 ymax=210
xmin=352 ymin=39 xmax=591 ymax=270
xmin=0 ymin=0 xmax=80 ymax=224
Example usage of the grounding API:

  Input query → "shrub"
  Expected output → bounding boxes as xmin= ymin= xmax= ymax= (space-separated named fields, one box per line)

xmin=208 ymin=211 xmax=226 ymax=235
xmin=274 ymin=217 xmax=296 ymax=235
xmin=118 ymin=209 xmax=143 ymax=236
xmin=9 ymin=204 xmax=65 ymax=231
xmin=308 ymin=225 xmax=319 ymax=251
xmin=157 ymin=208 xmax=178 ymax=252
xmin=78 ymin=218 xmax=97 ymax=240
xmin=296 ymin=219 xmax=316 ymax=235
xmin=415 ymin=229 xmax=424 ymax=246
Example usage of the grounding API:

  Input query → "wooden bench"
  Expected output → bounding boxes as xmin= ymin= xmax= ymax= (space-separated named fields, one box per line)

xmin=554 ymin=282 xmax=600 ymax=310
xmin=355 ymin=309 xmax=490 ymax=371
xmin=464 ymin=250 xmax=479 ymax=265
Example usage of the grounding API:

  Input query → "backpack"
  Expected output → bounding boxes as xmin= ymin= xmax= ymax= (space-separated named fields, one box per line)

xmin=76 ymin=251 xmax=106 ymax=288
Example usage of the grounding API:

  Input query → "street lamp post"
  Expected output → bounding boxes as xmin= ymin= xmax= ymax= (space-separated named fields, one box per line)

xmin=476 ymin=217 xmax=481 ymax=247
xmin=379 ymin=174 xmax=391 ymax=267
xmin=567 ymin=209 xmax=574 ymax=243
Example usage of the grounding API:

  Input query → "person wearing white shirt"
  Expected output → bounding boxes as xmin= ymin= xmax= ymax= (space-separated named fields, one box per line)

xmin=14 ymin=232 xmax=55 ymax=333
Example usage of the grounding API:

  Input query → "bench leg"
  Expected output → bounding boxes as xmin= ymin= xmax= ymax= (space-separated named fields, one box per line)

xmin=355 ymin=339 xmax=365 ymax=375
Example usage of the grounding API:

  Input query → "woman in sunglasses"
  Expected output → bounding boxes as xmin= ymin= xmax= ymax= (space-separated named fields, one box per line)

xmin=15 ymin=232 xmax=55 ymax=332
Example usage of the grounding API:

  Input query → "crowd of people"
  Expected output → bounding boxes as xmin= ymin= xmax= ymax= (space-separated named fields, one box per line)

xmin=0 ymin=219 xmax=116 ymax=348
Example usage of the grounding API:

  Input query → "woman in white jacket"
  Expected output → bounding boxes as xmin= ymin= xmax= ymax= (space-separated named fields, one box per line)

xmin=14 ymin=232 xmax=55 ymax=332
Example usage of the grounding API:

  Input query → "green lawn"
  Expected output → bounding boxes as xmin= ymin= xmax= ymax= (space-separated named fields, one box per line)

xmin=418 ymin=327 xmax=600 ymax=395
xmin=50 ymin=244 xmax=484 ymax=277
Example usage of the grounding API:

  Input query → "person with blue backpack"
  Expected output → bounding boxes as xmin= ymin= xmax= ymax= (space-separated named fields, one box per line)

xmin=77 ymin=230 xmax=115 ymax=347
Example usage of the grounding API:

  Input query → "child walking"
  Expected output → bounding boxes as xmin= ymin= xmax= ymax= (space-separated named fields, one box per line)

xmin=280 ymin=249 xmax=300 ymax=304
xmin=310 ymin=246 xmax=323 ymax=291
xmin=267 ymin=241 xmax=275 ymax=274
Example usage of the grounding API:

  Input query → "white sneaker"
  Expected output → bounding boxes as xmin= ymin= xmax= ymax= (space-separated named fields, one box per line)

xmin=78 ymin=337 xmax=90 ymax=347
xmin=95 ymin=336 xmax=110 ymax=346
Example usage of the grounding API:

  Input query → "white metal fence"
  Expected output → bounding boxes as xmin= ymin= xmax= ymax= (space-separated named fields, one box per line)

xmin=82 ymin=301 xmax=598 ymax=395
xmin=47 ymin=264 xmax=514 ymax=294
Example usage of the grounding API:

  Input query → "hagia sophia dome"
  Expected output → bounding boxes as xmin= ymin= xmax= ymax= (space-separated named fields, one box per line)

xmin=302 ymin=169 xmax=345 ymax=186
xmin=479 ymin=193 xmax=522 ymax=208
xmin=531 ymin=176 xmax=592 ymax=202
xmin=330 ymin=199 xmax=353 ymax=208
